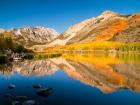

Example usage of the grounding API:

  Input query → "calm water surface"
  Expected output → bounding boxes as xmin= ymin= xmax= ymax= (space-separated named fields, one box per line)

xmin=0 ymin=53 xmax=140 ymax=105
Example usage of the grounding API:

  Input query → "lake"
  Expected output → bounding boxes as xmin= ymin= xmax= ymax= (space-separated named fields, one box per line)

xmin=0 ymin=53 xmax=140 ymax=105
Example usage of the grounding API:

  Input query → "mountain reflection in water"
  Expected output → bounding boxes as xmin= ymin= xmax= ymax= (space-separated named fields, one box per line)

xmin=0 ymin=53 xmax=140 ymax=105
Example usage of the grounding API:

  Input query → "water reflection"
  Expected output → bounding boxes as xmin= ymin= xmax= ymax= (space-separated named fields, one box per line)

xmin=61 ymin=53 xmax=140 ymax=93
xmin=0 ymin=53 xmax=140 ymax=105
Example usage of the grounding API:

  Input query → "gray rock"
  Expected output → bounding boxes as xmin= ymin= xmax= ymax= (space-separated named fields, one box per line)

xmin=33 ymin=84 xmax=42 ymax=89
xmin=37 ymin=88 xmax=52 ymax=97
xmin=9 ymin=84 xmax=16 ymax=89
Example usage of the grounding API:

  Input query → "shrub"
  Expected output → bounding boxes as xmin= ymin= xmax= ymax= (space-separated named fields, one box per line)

xmin=23 ymin=53 xmax=34 ymax=59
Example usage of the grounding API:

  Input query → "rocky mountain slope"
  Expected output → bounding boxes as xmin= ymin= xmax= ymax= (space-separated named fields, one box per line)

xmin=47 ymin=11 xmax=140 ymax=48
xmin=11 ymin=26 xmax=59 ymax=47
xmin=47 ymin=11 xmax=124 ymax=46
xmin=47 ymin=16 xmax=96 ymax=47
xmin=66 ymin=11 xmax=140 ymax=44
xmin=0 ymin=26 xmax=59 ymax=48
xmin=66 ymin=11 xmax=124 ymax=44
xmin=111 ymin=13 xmax=140 ymax=43
xmin=48 ymin=11 xmax=118 ymax=47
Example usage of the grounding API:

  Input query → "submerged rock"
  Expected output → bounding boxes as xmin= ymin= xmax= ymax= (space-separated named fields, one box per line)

xmin=13 ymin=96 xmax=28 ymax=101
xmin=12 ymin=101 xmax=21 ymax=105
xmin=12 ymin=100 xmax=36 ymax=105
xmin=36 ymin=88 xmax=52 ymax=97
xmin=23 ymin=100 xmax=36 ymax=105
xmin=33 ymin=85 xmax=42 ymax=89
xmin=9 ymin=84 xmax=16 ymax=90
xmin=4 ymin=93 xmax=12 ymax=98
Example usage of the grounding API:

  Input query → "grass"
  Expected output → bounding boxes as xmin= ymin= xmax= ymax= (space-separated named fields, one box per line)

xmin=118 ymin=43 xmax=140 ymax=52
xmin=45 ymin=41 xmax=140 ymax=53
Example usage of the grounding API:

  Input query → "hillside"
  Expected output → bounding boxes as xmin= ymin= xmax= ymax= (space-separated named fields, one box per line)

xmin=0 ymin=26 xmax=59 ymax=48
xmin=46 ymin=11 xmax=140 ymax=49
xmin=111 ymin=13 xmax=140 ymax=42
xmin=66 ymin=11 xmax=127 ymax=44
xmin=11 ymin=26 xmax=59 ymax=47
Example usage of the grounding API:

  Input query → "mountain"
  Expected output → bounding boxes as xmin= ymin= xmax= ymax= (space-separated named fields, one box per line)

xmin=11 ymin=26 xmax=59 ymax=47
xmin=0 ymin=26 xmax=59 ymax=48
xmin=65 ymin=11 xmax=122 ymax=44
xmin=47 ymin=11 xmax=140 ymax=48
xmin=47 ymin=11 xmax=123 ymax=46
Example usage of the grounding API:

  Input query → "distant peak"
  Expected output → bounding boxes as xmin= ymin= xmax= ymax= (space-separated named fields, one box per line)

xmin=101 ymin=10 xmax=118 ymax=15
xmin=0 ymin=28 xmax=5 ymax=33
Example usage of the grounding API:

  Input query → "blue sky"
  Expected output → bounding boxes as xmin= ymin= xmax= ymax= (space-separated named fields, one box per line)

xmin=0 ymin=0 xmax=140 ymax=32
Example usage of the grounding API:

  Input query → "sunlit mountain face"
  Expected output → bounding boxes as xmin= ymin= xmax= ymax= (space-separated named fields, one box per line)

xmin=0 ymin=53 xmax=140 ymax=105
